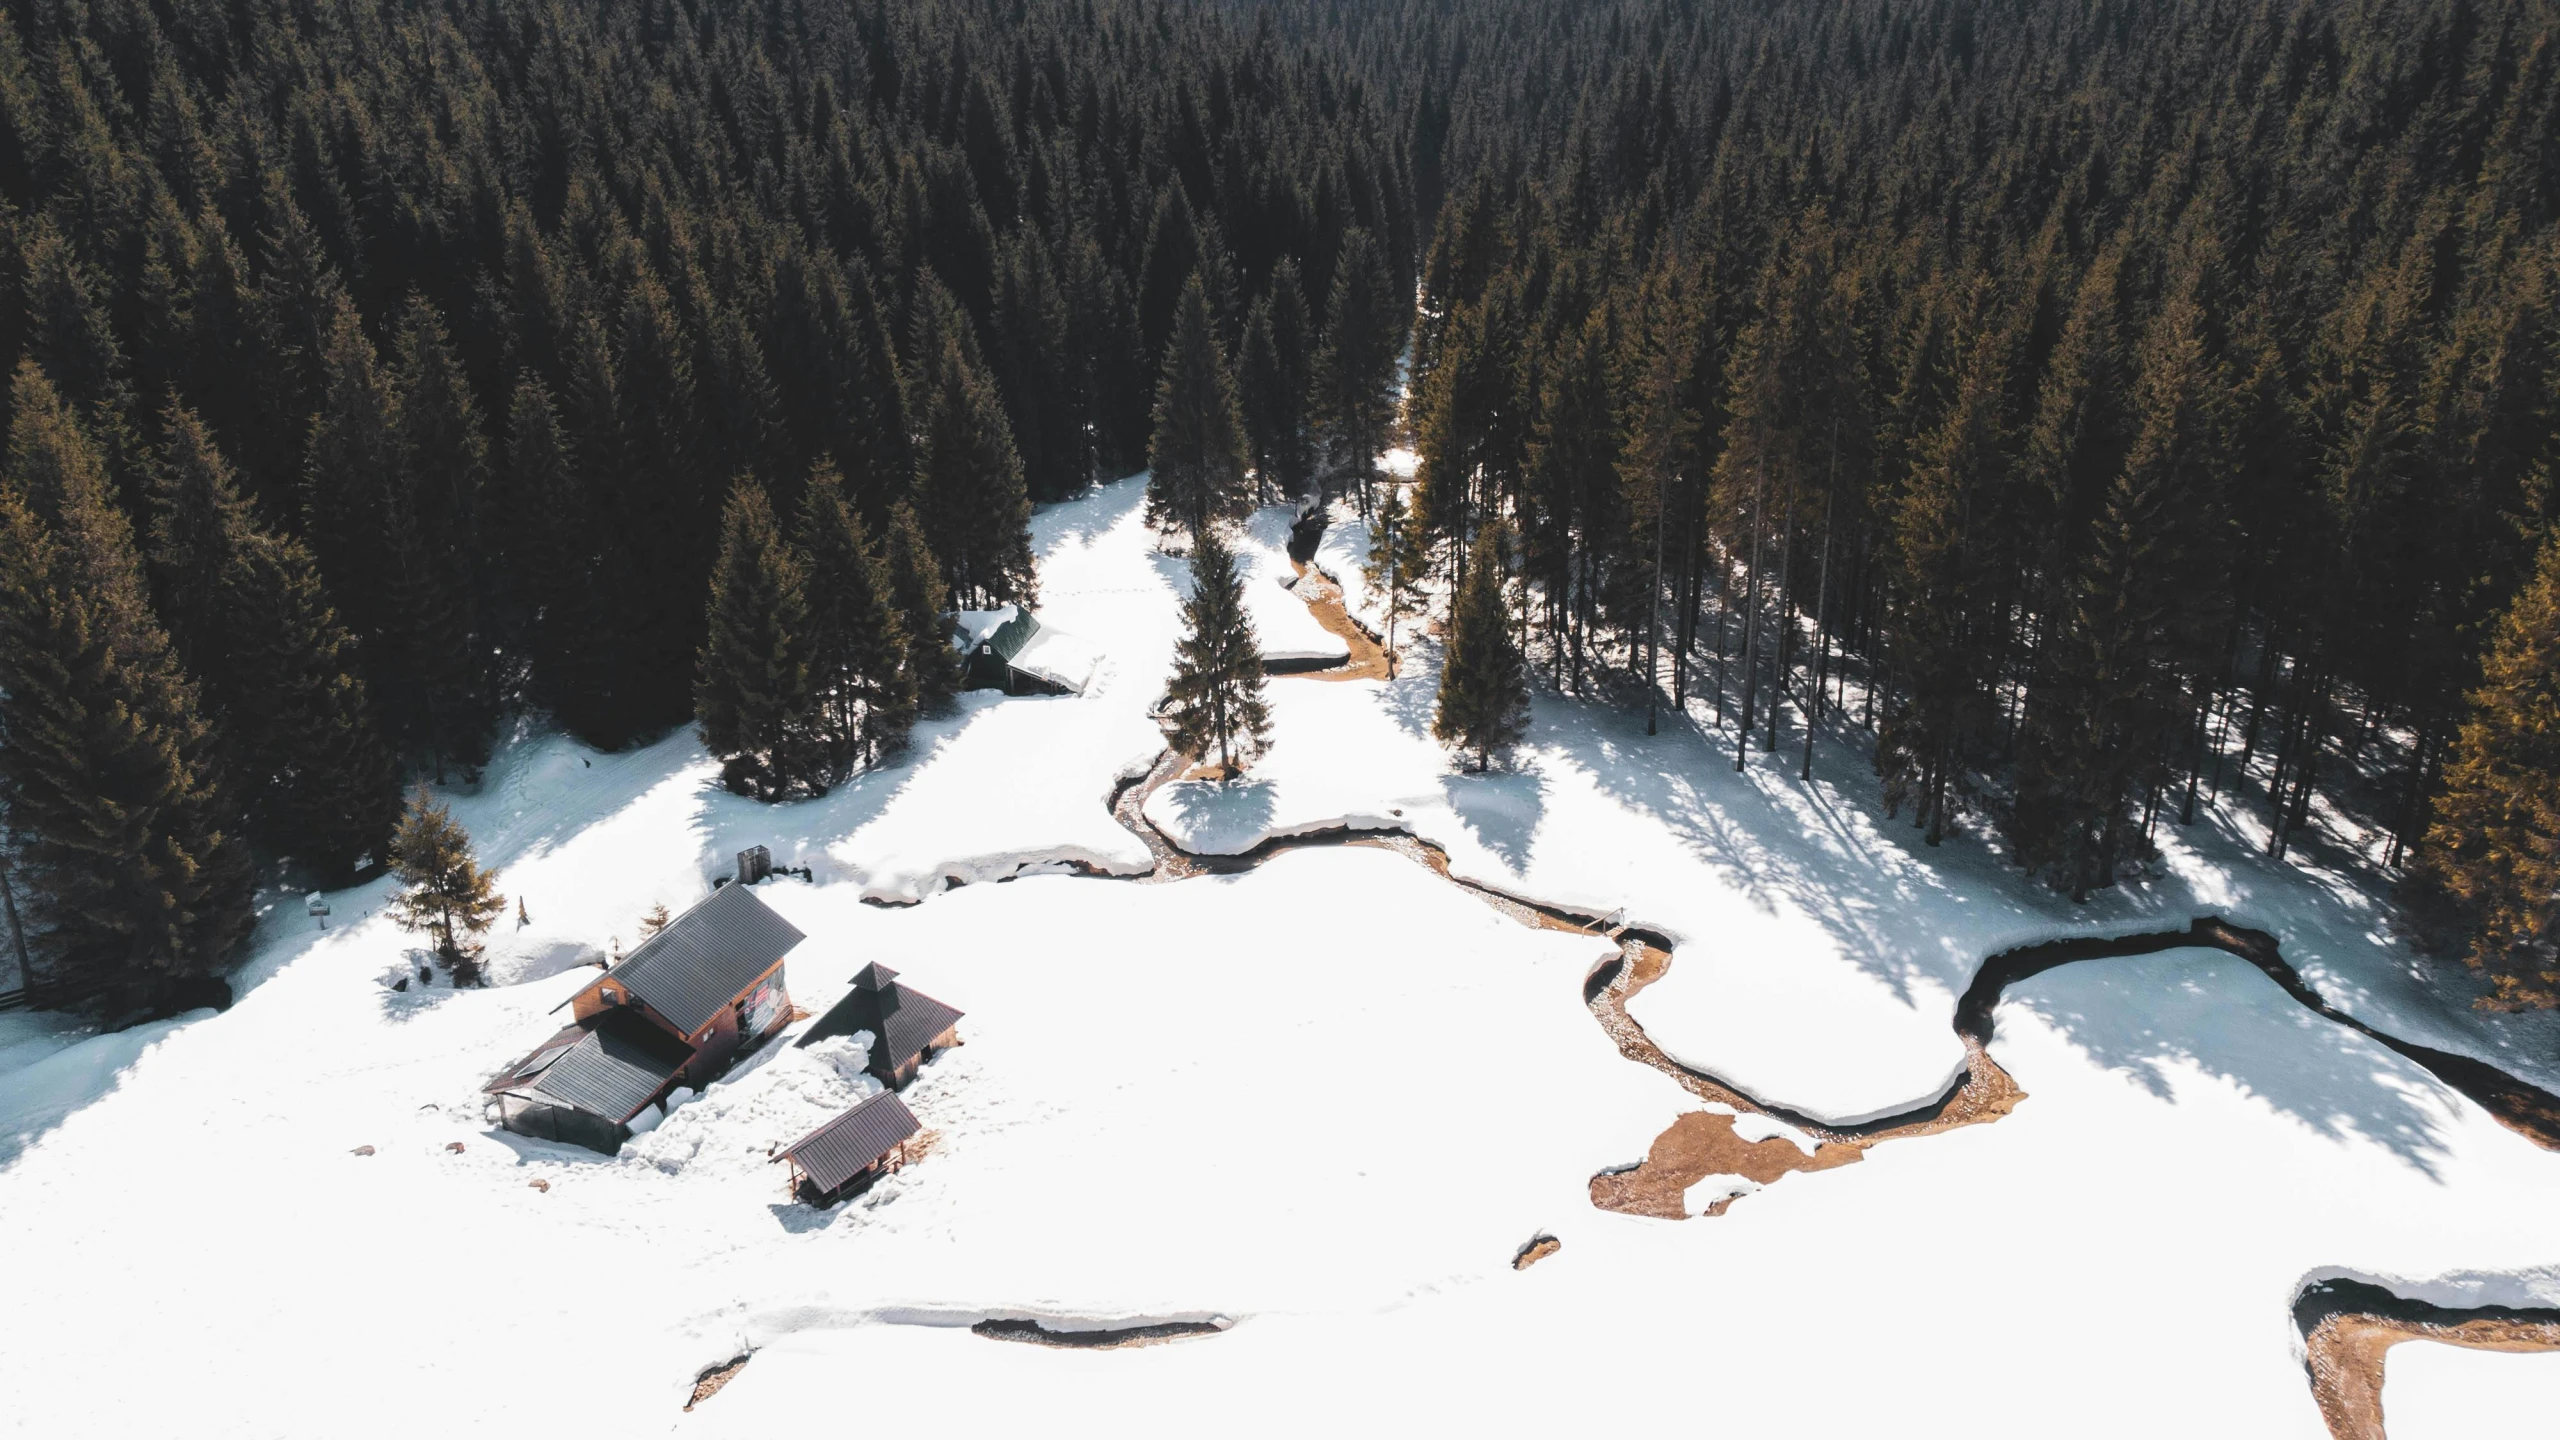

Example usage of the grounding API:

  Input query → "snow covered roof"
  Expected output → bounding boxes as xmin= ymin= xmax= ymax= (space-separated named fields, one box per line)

xmin=776 ymin=1090 xmax=920 ymax=1194
xmin=606 ymin=884 xmax=805 ymax=1036
xmin=502 ymin=1010 xmax=694 ymax=1123
xmin=1002 ymin=624 xmax=1100 ymax=693
xmin=799 ymin=967 xmax=964 ymax=1069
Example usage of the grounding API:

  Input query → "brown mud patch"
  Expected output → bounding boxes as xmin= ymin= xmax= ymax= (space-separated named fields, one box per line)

xmin=1589 ymin=1109 xmax=1863 ymax=1219
xmin=1513 ymin=1234 xmax=1562 ymax=1269
xmin=2297 ymin=1278 xmax=2560 ymax=1439
xmin=1287 ymin=562 xmax=1394 ymax=681
xmin=684 ymin=1353 xmax=751 ymax=1411
xmin=972 ymin=1316 xmax=1230 ymax=1349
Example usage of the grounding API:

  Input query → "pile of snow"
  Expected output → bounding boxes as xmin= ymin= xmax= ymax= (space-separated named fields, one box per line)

xmin=623 ymin=1033 xmax=881 ymax=1177
xmin=1235 ymin=511 xmax=1348 ymax=665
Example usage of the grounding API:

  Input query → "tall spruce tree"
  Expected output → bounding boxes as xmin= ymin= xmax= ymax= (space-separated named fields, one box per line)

xmin=0 ymin=363 xmax=252 ymax=1011
xmin=911 ymin=320 xmax=1038 ymax=609
xmin=796 ymin=459 xmax=916 ymax=779
xmin=1164 ymin=528 xmax=1272 ymax=776
xmin=1147 ymin=275 xmax=1252 ymax=541
xmin=883 ymin=498 xmax=963 ymax=710
xmin=2425 ymin=529 xmax=2560 ymax=1009
xmin=696 ymin=479 xmax=820 ymax=800
xmin=1312 ymin=228 xmax=1404 ymax=514
xmin=392 ymin=296 xmax=496 ymax=774
xmin=149 ymin=404 xmax=399 ymax=877
xmin=1434 ymin=516 xmax=1530 ymax=770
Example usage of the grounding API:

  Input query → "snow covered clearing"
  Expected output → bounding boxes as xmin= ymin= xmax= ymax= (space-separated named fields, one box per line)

xmin=2 ymin=476 xmax=2557 ymax=1436
xmin=2385 ymin=1344 xmax=2560 ymax=1438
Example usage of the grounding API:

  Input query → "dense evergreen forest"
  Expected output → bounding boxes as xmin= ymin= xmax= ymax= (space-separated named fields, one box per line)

xmin=1 ymin=0 xmax=2556 ymax=1015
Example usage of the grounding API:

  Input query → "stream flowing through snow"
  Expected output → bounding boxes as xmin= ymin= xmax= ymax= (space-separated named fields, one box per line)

xmin=1042 ymin=548 xmax=2560 ymax=1439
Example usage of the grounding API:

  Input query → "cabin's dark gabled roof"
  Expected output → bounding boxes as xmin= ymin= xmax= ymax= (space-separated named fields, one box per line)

xmin=777 ymin=1090 xmax=921 ymax=1194
xmin=609 ymin=882 xmax=805 ymax=1035
xmin=978 ymin=608 xmax=1039 ymax=661
xmin=798 ymin=964 xmax=964 ymax=1067
xmin=504 ymin=1009 xmax=695 ymax=1123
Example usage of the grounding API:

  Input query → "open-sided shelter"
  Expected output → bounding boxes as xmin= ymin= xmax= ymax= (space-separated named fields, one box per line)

xmin=773 ymin=1090 xmax=921 ymax=1205
xmin=798 ymin=962 xmax=963 ymax=1088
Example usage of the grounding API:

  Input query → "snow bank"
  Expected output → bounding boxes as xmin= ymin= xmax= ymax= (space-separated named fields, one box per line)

xmin=623 ymin=1034 xmax=881 ymax=1177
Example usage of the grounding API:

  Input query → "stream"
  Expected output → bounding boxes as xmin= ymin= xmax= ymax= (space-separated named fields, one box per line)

xmin=1085 ymin=551 xmax=2560 ymax=1436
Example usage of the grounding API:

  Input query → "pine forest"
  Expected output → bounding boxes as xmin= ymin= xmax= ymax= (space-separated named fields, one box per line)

xmin=2 ymin=0 xmax=2559 ymax=1019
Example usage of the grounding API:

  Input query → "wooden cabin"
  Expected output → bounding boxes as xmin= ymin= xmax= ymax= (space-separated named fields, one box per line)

xmin=773 ymin=1090 xmax=921 ymax=1206
xmin=487 ymin=884 xmax=805 ymax=1152
xmin=798 ymin=962 xmax=963 ymax=1089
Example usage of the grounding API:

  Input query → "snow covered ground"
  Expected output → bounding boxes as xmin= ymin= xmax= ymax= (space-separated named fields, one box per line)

xmin=3 ymin=473 xmax=2557 ymax=1437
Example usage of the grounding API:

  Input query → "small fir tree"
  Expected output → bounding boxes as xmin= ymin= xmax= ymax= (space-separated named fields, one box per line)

xmin=1147 ymin=274 xmax=1252 ymax=541
xmin=639 ymin=902 xmax=672 ymax=938
xmin=1164 ymin=529 xmax=1272 ymax=776
xmin=1435 ymin=518 xmax=1531 ymax=771
xmin=387 ymin=784 xmax=505 ymax=983
xmin=2424 ymin=530 xmax=2560 ymax=1009
xmin=696 ymin=479 xmax=819 ymax=800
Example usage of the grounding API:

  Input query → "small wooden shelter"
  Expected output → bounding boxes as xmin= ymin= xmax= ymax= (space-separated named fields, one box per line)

xmin=799 ymin=962 xmax=963 ymax=1088
xmin=773 ymin=1090 xmax=921 ymax=1205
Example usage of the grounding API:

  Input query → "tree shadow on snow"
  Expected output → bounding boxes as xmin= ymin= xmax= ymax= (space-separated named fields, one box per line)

xmin=1518 ymin=668 xmax=2551 ymax=1166
xmin=2001 ymin=950 xmax=2475 ymax=1179
xmin=1153 ymin=777 xmax=1279 ymax=849
xmin=1439 ymin=767 xmax=1546 ymax=872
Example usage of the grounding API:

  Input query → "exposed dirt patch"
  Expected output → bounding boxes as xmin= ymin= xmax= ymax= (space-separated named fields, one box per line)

xmin=1589 ymin=1109 xmax=1863 ymax=1219
xmin=972 ymin=1316 xmax=1230 ymax=1349
xmin=1287 ymin=562 xmax=1394 ymax=681
xmin=2297 ymin=1278 xmax=2560 ymax=1439
xmin=684 ymin=1353 xmax=751 ymax=1411
xmin=1513 ymin=1234 xmax=1561 ymax=1270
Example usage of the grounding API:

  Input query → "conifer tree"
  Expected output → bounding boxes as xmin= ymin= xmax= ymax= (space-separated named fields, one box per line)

xmin=0 ymin=364 xmax=252 ymax=1011
xmin=796 ymin=459 xmax=916 ymax=778
xmin=911 ymin=320 xmax=1038 ymax=608
xmin=1435 ymin=516 xmax=1530 ymax=770
xmin=386 ymin=784 xmax=504 ymax=984
xmin=500 ymin=374 xmax=606 ymax=729
xmin=392 ymin=295 xmax=495 ymax=775
xmin=1238 ymin=298 xmax=1287 ymax=503
xmin=697 ymin=479 xmax=819 ymax=800
xmin=1259 ymin=259 xmax=1318 ymax=498
xmin=1365 ymin=483 xmax=1431 ymax=647
xmin=1147 ymin=275 xmax=1252 ymax=540
xmin=1312 ymin=228 xmax=1404 ymax=513
xmin=1164 ymin=528 xmax=1272 ymax=776
xmin=2425 ymin=529 xmax=2560 ymax=1009
xmin=883 ymin=499 xmax=963 ymax=711
xmin=149 ymin=404 xmax=399 ymax=877
xmin=992 ymin=227 xmax=1091 ymax=502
